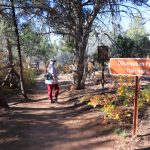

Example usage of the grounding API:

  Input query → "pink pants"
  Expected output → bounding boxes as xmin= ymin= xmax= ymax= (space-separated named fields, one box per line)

xmin=47 ymin=84 xmax=59 ymax=100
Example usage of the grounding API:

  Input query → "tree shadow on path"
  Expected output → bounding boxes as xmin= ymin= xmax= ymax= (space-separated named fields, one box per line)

xmin=0 ymin=76 xmax=121 ymax=150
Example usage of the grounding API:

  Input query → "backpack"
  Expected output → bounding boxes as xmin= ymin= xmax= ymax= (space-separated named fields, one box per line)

xmin=44 ymin=72 xmax=53 ymax=80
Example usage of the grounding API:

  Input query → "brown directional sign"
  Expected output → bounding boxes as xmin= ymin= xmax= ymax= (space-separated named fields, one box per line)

xmin=110 ymin=58 xmax=150 ymax=136
xmin=98 ymin=46 xmax=109 ymax=61
xmin=110 ymin=58 xmax=150 ymax=76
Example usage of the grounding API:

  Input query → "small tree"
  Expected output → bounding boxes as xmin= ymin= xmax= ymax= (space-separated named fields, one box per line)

xmin=111 ymin=15 xmax=150 ymax=58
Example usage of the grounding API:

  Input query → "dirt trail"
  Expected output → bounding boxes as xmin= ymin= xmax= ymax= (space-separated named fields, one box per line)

xmin=1 ymin=74 xmax=146 ymax=150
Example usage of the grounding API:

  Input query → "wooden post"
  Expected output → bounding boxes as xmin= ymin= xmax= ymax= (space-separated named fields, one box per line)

xmin=132 ymin=76 xmax=139 ymax=136
xmin=101 ymin=60 xmax=105 ymax=89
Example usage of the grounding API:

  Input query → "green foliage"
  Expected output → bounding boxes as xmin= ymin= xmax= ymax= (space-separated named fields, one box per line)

xmin=139 ymin=84 xmax=150 ymax=108
xmin=87 ymin=94 xmax=116 ymax=108
xmin=112 ymin=34 xmax=150 ymax=58
xmin=127 ymin=15 xmax=146 ymax=40
xmin=21 ymin=24 xmax=55 ymax=63
xmin=115 ymin=35 xmax=135 ymax=57
xmin=111 ymin=15 xmax=150 ymax=58
xmin=114 ymin=76 xmax=134 ymax=106
xmin=101 ymin=103 xmax=117 ymax=119
xmin=113 ymin=127 xmax=129 ymax=138
xmin=38 ymin=38 xmax=55 ymax=62
xmin=88 ymin=95 xmax=102 ymax=108
xmin=82 ymin=76 xmax=150 ymax=124
xmin=59 ymin=36 xmax=75 ymax=53
xmin=117 ymin=86 xmax=134 ymax=106
xmin=80 ymin=95 xmax=92 ymax=103
xmin=0 ymin=87 xmax=19 ymax=97
xmin=23 ymin=67 xmax=36 ymax=87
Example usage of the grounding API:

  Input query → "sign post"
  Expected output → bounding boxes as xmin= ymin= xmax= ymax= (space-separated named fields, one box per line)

xmin=133 ymin=76 xmax=139 ymax=136
xmin=110 ymin=58 xmax=150 ymax=136
xmin=97 ymin=46 xmax=109 ymax=89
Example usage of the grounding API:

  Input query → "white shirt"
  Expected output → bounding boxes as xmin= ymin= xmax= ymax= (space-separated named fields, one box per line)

xmin=45 ymin=64 xmax=58 ymax=84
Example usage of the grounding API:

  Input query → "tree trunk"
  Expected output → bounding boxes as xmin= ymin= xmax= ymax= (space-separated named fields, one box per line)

xmin=7 ymin=38 xmax=13 ymax=66
xmin=6 ymin=38 xmax=14 ymax=86
xmin=11 ymin=0 xmax=28 ymax=99
xmin=73 ymin=37 xmax=88 ymax=90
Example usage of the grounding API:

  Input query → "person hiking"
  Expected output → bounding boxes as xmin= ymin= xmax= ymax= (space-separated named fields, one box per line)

xmin=45 ymin=59 xmax=59 ymax=103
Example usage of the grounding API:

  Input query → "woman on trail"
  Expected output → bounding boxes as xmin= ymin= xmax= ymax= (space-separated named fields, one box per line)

xmin=45 ymin=59 xmax=59 ymax=103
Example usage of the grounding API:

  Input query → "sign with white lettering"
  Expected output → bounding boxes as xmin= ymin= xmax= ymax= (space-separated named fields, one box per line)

xmin=110 ymin=58 xmax=150 ymax=76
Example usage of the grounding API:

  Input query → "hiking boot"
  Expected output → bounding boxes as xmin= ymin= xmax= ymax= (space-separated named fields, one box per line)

xmin=51 ymin=100 xmax=55 ymax=103
xmin=54 ymin=97 xmax=58 ymax=103
xmin=48 ymin=98 xmax=54 ymax=103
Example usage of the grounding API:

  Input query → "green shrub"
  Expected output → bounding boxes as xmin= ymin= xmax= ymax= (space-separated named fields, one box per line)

xmin=0 ymin=87 xmax=19 ymax=97
xmin=139 ymin=83 xmax=150 ymax=108
xmin=113 ymin=127 xmax=129 ymax=138
xmin=23 ymin=68 xmax=36 ymax=87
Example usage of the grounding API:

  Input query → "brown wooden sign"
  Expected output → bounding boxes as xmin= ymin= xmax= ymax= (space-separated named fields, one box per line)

xmin=110 ymin=58 xmax=150 ymax=76
xmin=110 ymin=58 xmax=150 ymax=136
xmin=98 ymin=46 xmax=109 ymax=61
